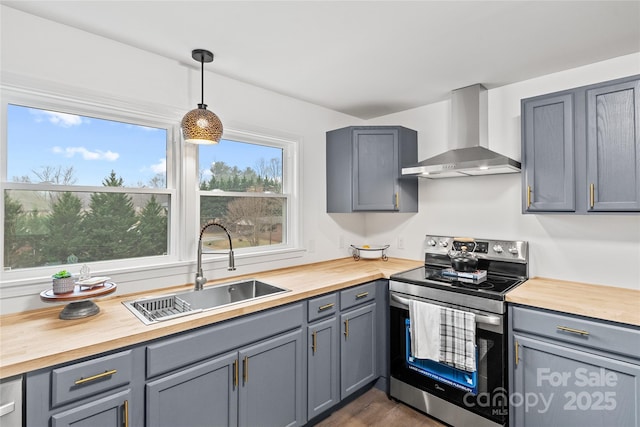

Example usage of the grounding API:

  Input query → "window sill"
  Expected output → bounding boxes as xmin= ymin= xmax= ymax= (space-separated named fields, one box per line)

xmin=0 ymin=248 xmax=307 ymax=302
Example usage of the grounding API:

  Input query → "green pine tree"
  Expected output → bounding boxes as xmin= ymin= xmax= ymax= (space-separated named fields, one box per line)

xmin=3 ymin=192 xmax=24 ymax=268
xmin=135 ymin=195 xmax=168 ymax=257
xmin=81 ymin=171 xmax=138 ymax=261
xmin=43 ymin=192 xmax=84 ymax=265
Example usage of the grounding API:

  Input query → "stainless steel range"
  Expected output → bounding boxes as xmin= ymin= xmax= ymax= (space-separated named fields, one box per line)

xmin=389 ymin=235 xmax=528 ymax=427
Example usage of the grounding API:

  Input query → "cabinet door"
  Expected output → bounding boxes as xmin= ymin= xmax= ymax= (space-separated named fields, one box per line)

xmin=511 ymin=334 xmax=640 ymax=427
xmin=238 ymin=329 xmax=303 ymax=427
xmin=308 ymin=317 xmax=339 ymax=420
xmin=146 ymin=352 xmax=238 ymax=427
xmin=51 ymin=389 xmax=130 ymax=427
xmin=522 ymin=93 xmax=575 ymax=212
xmin=352 ymin=129 xmax=399 ymax=211
xmin=340 ymin=303 xmax=376 ymax=399
xmin=587 ymin=79 xmax=640 ymax=211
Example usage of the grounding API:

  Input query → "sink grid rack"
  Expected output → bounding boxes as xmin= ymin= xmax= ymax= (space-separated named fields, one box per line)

xmin=129 ymin=295 xmax=201 ymax=324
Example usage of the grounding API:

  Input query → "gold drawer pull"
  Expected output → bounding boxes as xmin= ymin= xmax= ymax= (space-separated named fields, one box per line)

xmin=589 ymin=183 xmax=595 ymax=208
xmin=318 ymin=303 xmax=334 ymax=311
xmin=75 ymin=369 xmax=117 ymax=385
xmin=344 ymin=319 xmax=349 ymax=338
xmin=312 ymin=331 xmax=317 ymax=354
xmin=243 ymin=356 xmax=248 ymax=384
xmin=233 ymin=359 xmax=238 ymax=388
xmin=355 ymin=292 xmax=369 ymax=299
xmin=527 ymin=186 xmax=532 ymax=208
xmin=557 ymin=325 xmax=590 ymax=336
xmin=123 ymin=399 xmax=129 ymax=427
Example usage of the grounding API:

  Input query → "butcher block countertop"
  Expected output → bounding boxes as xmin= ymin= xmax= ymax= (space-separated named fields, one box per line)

xmin=0 ymin=257 xmax=421 ymax=379
xmin=507 ymin=277 xmax=640 ymax=327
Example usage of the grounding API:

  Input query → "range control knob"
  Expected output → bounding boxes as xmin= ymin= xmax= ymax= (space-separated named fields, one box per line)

xmin=508 ymin=247 xmax=519 ymax=255
xmin=427 ymin=239 xmax=437 ymax=246
xmin=492 ymin=244 xmax=503 ymax=254
xmin=439 ymin=240 xmax=448 ymax=248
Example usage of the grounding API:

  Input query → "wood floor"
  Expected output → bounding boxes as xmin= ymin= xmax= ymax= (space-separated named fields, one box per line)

xmin=314 ymin=388 xmax=446 ymax=427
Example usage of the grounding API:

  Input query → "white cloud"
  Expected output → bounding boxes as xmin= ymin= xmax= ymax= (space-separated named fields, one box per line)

xmin=150 ymin=158 xmax=166 ymax=174
xmin=30 ymin=109 xmax=83 ymax=127
xmin=52 ymin=146 xmax=119 ymax=161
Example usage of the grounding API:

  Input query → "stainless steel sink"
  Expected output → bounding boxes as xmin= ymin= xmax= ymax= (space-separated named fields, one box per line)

xmin=123 ymin=279 xmax=289 ymax=325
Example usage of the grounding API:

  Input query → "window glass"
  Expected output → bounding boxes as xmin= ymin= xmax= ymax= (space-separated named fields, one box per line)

xmin=3 ymin=104 xmax=170 ymax=271
xmin=199 ymin=139 xmax=287 ymax=250
xmin=7 ymin=104 xmax=167 ymax=188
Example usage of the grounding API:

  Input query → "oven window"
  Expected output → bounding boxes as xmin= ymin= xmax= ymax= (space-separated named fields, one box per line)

xmin=390 ymin=305 xmax=507 ymax=424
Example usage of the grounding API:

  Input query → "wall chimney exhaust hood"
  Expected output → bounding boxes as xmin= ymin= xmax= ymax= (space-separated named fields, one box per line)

xmin=402 ymin=84 xmax=520 ymax=178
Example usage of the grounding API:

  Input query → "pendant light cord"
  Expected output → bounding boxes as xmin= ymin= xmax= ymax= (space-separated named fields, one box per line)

xmin=200 ymin=56 xmax=205 ymax=107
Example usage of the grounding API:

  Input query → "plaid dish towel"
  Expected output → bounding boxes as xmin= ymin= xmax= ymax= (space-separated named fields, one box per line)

xmin=439 ymin=307 xmax=477 ymax=372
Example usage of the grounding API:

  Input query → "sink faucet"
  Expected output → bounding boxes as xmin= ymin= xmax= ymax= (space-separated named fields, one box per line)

xmin=195 ymin=221 xmax=236 ymax=291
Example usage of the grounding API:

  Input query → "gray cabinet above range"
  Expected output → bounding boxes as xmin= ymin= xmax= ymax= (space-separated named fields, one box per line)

xmin=521 ymin=74 xmax=640 ymax=214
xmin=326 ymin=126 xmax=418 ymax=213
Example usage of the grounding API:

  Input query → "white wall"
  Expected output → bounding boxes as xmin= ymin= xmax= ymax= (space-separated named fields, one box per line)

xmin=367 ymin=53 xmax=640 ymax=290
xmin=0 ymin=6 xmax=365 ymax=313
xmin=1 ymin=6 xmax=638 ymax=315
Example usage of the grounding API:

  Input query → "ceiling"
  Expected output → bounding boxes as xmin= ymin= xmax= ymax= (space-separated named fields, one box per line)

xmin=2 ymin=1 xmax=639 ymax=119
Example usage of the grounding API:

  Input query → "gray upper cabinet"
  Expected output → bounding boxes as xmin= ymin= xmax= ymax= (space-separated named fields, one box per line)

xmin=522 ymin=93 xmax=575 ymax=212
xmin=326 ymin=126 xmax=418 ymax=212
xmin=586 ymin=79 xmax=640 ymax=211
xmin=522 ymin=74 xmax=640 ymax=214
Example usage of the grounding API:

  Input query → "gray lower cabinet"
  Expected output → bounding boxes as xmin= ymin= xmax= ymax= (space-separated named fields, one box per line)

xmin=508 ymin=305 xmax=640 ymax=427
xmin=340 ymin=302 xmax=377 ymax=399
xmin=326 ymin=126 xmax=418 ymax=213
xmin=26 ymin=348 xmax=143 ymax=427
xmin=521 ymin=74 xmax=640 ymax=214
xmin=307 ymin=316 xmax=340 ymax=420
xmin=50 ymin=389 xmax=132 ymax=427
xmin=25 ymin=282 xmax=385 ymax=427
xmin=146 ymin=351 xmax=238 ymax=427
xmin=238 ymin=329 xmax=303 ymax=427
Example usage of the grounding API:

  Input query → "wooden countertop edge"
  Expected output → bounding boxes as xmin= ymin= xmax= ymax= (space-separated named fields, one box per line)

xmin=506 ymin=276 xmax=640 ymax=327
xmin=0 ymin=257 xmax=421 ymax=378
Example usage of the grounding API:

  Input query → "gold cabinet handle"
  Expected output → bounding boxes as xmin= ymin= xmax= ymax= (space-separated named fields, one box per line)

xmin=527 ymin=186 xmax=532 ymax=208
xmin=515 ymin=340 xmax=519 ymax=367
xmin=243 ymin=356 xmax=248 ymax=384
xmin=318 ymin=303 xmax=334 ymax=312
xmin=312 ymin=331 xmax=317 ymax=354
xmin=123 ymin=400 xmax=129 ymax=427
xmin=557 ymin=325 xmax=590 ymax=336
xmin=355 ymin=292 xmax=369 ymax=299
xmin=344 ymin=319 xmax=349 ymax=338
xmin=233 ymin=359 xmax=238 ymax=388
xmin=395 ymin=192 xmax=399 ymax=209
xmin=589 ymin=183 xmax=595 ymax=208
xmin=75 ymin=369 xmax=117 ymax=385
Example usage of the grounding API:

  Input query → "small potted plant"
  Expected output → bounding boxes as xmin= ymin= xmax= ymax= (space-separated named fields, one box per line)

xmin=52 ymin=270 xmax=75 ymax=294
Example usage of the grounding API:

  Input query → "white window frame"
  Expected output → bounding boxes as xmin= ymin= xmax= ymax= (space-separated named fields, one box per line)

xmin=0 ymin=75 xmax=181 ymax=294
xmin=0 ymin=74 xmax=304 ymax=301
xmin=196 ymin=129 xmax=299 ymax=257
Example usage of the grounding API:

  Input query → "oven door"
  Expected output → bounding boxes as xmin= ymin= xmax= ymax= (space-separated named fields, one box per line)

xmin=389 ymin=291 xmax=507 ymax=425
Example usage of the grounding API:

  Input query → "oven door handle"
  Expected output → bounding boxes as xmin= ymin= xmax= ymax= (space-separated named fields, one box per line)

xmin=390 ymin=294 xmax=501 ymax=326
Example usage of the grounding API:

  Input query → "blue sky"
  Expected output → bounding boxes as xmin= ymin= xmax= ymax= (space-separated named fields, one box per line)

xmin=7 ymin=105 xmax=281 ymax=187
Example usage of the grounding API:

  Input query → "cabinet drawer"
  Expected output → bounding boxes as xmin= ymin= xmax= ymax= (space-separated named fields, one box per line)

xmin=51 ymin=350 xmax=132 ymax=407
xmin=308 ymin=293 xmax=337 ymax=322
xmin=340 ymin=282 xmax=376 ymax=311
xmin=511 ymin=306 xmax=640 ymax=360
xmin=146 ymin=303 xmax=303 ymax=378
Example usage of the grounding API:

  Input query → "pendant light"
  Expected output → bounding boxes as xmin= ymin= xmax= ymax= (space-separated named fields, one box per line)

xmin=181 ymin=49 xmax=223 ymax=144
